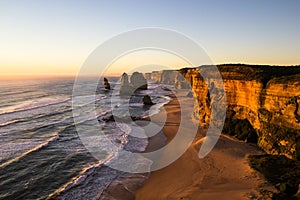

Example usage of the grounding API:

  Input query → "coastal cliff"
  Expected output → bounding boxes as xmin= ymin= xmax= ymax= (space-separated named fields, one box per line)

xmin=145 ymin=64 xmax=300 ymax=160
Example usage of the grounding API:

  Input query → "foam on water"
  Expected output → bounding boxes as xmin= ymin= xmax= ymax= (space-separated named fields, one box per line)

xmin=52 ymin=86 xmax=172 ymax=198
xmin=50 ymin=121 xmax=151 ymax=199
xmin=0 ymin=134 xmax=59 ymax=168
xmin=0 ymin=79 xmax=173 ymax=199
xmin=0 ymin=96 xmax=70 ymax=116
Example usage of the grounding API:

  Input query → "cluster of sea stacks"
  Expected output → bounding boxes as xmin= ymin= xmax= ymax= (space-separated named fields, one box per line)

xmin=103 ymin=66 xmax=300 ymax=160
xmin=120 ymin=72 xmax=148 ymax=96
xmin=100 ymin=66 xmax=300 ymax=197
xmin=104 ymin=72 xmax=154 ymax=105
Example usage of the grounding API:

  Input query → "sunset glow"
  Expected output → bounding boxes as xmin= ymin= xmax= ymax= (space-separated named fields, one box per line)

xmin=1 ymin=0 xmax=299 ymax=78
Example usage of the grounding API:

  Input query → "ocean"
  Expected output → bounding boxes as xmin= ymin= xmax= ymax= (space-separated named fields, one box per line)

xmin=0 ymin=77 xmax=171 ymax=199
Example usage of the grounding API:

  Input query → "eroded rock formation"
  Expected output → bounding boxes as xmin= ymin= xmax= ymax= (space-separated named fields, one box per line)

xmin=147 ymin=64 xmax=300 ymax=160
xmin=120 ymin=72 xmax=148 ymax=96
xmin=103 ymin=77 xmax=111 ymax=90
xmin=144 ymin=70 xmax=177 ymax=85
xmin=120 ymin=73 xmax=132 ymax=96
xmin=130 ymin=72 xmax=148 ymax=90
xmin=143 ymin=95 xmax=154 ymax=105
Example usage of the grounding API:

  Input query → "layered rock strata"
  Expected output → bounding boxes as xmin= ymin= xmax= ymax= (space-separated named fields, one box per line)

xmin=146 ymin=64 xmax=300 ymax=160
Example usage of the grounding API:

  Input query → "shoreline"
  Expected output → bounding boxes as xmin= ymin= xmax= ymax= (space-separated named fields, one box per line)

xmin=55 ymin=90 xmax=277 ymax=199
xmin=135 ymin=90 xmax=276 ymax=199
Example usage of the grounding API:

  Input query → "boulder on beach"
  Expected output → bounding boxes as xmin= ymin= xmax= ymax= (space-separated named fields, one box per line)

xmin=143 ymin=95 xmax=154 ymax=106
xmin=130 ymin=72 xmax=148 ymax=90
xmin=104 ymin=77 xmax=111 ymax=90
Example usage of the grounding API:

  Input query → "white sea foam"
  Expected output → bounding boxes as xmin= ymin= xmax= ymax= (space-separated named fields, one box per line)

xmin=0 ymin=96 xmax=70 ymax=116
xmin=0 ymin=80 xmax=172 ymax=199
xmin=0 ymin=134 xmax=59 ymax=168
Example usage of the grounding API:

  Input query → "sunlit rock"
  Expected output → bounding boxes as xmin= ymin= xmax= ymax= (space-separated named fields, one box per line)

xmin=130 ymin=72 xmax=147 ymax=90
xmin=147 ymin=64 xmax=300 ymax=160
xmin=120 ymin=73 xmax=132 ymax=96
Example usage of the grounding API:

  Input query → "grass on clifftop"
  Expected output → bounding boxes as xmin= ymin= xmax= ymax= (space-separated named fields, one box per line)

xmin=248 ymin=154 xmax=300 ymax=199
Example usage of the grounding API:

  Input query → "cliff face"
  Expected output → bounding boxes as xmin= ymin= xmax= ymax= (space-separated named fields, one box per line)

xmin=144 ymin=70 xmax=177 ymax=85
xmin=146 ymin=65 xmax=300 ymax=160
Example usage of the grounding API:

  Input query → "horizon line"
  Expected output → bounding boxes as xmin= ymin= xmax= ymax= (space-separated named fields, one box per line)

xmin=1 ymin=62 xmax=300 ymax=80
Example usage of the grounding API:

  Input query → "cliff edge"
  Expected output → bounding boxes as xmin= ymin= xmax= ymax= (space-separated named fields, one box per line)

xmin=145 ymin=64 xmax=300 ymax=160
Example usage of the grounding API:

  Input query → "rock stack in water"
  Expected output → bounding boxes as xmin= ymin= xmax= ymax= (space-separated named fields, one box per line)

xmin=103 ymin=77 xmax=111 ymax=90
xmin=143 ymin=95 xmax=154 ymax=105
xmin=120 ymin=73 xmax=132 ymax=96
xmin=120 ymin=72 xmax=148 ymax=96
xmin=130 ymin=72 xmax=148 ymax=91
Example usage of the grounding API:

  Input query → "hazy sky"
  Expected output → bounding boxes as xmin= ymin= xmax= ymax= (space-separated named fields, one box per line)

xmin=0 ymin=0 xmax=299 ymax=77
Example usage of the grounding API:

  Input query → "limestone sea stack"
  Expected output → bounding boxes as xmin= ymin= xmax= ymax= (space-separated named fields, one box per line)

xmin=120 ymin=72 xmax=148 ymax=96
xmin=120 ymin=73 xmax=132 ymax=96
xmin=130 ymin=72 xmax=148 ymax=91
xmin=103 ymin=77 xmax=111 ymax=90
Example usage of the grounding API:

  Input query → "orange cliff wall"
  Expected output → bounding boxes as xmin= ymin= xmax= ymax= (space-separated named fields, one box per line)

xmin=145 ymin=65 xmax=300 ymax=160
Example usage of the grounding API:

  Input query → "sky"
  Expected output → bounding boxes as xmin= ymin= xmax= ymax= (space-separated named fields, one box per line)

xmin=0 ymin=0 xmax=299 ymax=77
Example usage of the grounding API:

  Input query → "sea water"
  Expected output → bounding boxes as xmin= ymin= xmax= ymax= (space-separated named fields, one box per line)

xmin=0 ymin=77 xmax=171 ymax=199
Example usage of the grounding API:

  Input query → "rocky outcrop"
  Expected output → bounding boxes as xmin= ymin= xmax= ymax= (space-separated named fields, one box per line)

xmin=144 ymin=70 xmax=177 ymax=85
xmin=120 ymin=72 xmax=148 ymax=96
xmin=186 ymin=91 xmax=194 ymax=98
xmin=130 ymin=72 xmax=147 ymax=90
xmin=143 ymin=95 xmax=154 ymax=105
xmin=120 ymin=73 xmax=132 ymax=96
xmin=160 ymin=70 xmax=177 ymax=85
xmin=103 ymin=77 xmax=111 ymax=90
xmin=144 ymin=73 xmax=152 ymax=81
xmin=148 ymin=64 xmax=300 ymax=160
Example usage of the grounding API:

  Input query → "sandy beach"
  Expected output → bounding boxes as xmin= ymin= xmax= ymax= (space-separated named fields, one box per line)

xmin=136 ymin=91 xmax=275 ymax=200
